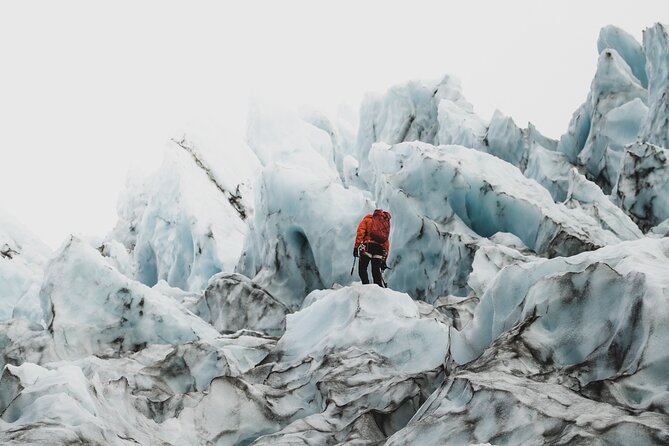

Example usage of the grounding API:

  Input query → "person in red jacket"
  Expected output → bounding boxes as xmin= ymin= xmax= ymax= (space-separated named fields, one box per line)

xmin=354 ymin=209 xmax=391 ymax=287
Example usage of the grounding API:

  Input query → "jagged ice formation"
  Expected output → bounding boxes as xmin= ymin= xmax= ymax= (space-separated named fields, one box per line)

xmin=2 ymin=22 xmax=669 ymax=446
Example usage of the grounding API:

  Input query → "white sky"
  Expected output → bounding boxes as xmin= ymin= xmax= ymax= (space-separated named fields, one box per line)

xmin=1 ymin=0 xmax=667 ymax=249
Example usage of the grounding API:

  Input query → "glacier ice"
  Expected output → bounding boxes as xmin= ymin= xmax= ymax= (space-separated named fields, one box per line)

xmin=42 ymin=237 xmax=223 ymax=359
xmin=370 ymin=142 xmax=622 ymax=255
xmin=387 ymin=369 xmax=669 ymax=445
xmin=484 ymin=110 xmax=526 ymax=168
xmin=3 ymin=21 xmax=669 ymax=446
xmin=0 ymin=212 xmax=51 ymax=324
xmin=110 ymin=140 xmax=249 ymax=292
xmin=239 ymin=103 xmax=376 ymax=307
xmin=640 ymin=23 xmax=669 ymax=148
xmin=451 ymin=238 xmax=669 ymax=412
xmin=356 ymin=76 xmax=465 ymax=157
xmin=238 ymin=161 xmax=372 ymax=308
xmin=557 ymin=47 xmax=647 ymax=191
xmin=598 ymin=25 xmax=649 ymax=88
xmin=194 ymin=272 xmax=289 ymax=337
xmin=614 ymin=142 xmax=669 ymax=230
xmin=244 ymin=285 xmax=450 ymax=444
xmin=525 ymin=146 xmax=642 ymax=240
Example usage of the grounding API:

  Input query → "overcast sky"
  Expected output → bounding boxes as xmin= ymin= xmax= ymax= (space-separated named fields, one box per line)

xmin=1 ymin=0 xmax=667 ymax=249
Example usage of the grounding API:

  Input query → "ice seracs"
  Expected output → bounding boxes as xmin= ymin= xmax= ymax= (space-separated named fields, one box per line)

xmin=239 ymin=104 xmax=374 ymax=308
xmin=42 ymin=236 xmax=222 ymax=359
xmin=598 ymin=25 xmax=649 ymax=88
xmin=640 ymin=23 xmax=669 ymax=148
xmin=110 ymin=141 xmax=249 ymax=292
xmin=0 ymin=211 xmax=51 ymax=325
xmin=3 ymin=21 xmax=669 ymax=446
xmin=369 ymin=142 xmax=624 ymax=297
xmin=355 ymin=75 xmax=492 ymax=182
xmin=557 ymin=45 xmax=647 ymax=192
xmin=613 ymin=142 xmax=669 ymax=230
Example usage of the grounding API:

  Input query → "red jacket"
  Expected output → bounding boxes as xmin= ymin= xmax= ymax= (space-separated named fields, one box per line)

xmin=355 ymin=213 xmax=390 ymax=255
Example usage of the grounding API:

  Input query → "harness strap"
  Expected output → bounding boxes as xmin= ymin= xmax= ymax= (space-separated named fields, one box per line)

xmin=363 ymin=251 xmax=385 ymax=260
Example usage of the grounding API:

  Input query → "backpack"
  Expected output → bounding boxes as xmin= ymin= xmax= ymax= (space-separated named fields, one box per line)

xmin=369 ymin=210 xmax=391 ymax=244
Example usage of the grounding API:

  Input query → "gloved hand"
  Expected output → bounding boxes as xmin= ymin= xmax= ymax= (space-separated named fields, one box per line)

xmin=353 ymin=247 xmax=358 ymax=257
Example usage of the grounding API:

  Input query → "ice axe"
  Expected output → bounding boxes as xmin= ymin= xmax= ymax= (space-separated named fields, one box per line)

xmin=351 ymin=245 xmax=364 ymax=276
xmin=379 ymin=260 xmax=390 ymax=288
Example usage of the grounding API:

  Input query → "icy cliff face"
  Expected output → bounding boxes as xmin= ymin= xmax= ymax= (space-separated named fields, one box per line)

xmin=640 ymin=24 xmax=669 ymax=148
xmin=557 ymin=45 xmax=647 ymax=192
xmin=368 ymin=141 xmax=627 ymax=301
xmin=3 ymin=22 xmax=669 ymax=446
xmin=614 ymin=142 xmax=669 ymax=230
xmin=239 ymin=104 xmax=374 ymax=308
xmin=0 ymin=212 xmax=51 ymax=324
xmin=110 ymin=140 xmax=252 ymax=292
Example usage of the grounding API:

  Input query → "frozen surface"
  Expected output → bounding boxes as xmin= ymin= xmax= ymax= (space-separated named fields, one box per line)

xmin=110 ymin=141 xmax=249 ymax=291
xmin=356 ymin=76 xmax=465 ymax=157
xmin=388 ymin=370 xmax=669 ymax=446
xmin=452 ymin=238 xmax=669 ymax=413
xmin=196 ymin=272 xmax=289 ymax=337
xmin=42 ymin=237 xmax=222 ymax=359
xmin=484 ymin=111 xmax=526 ymax=168
xmin=524 ymin=146 xmax=642 ymax=239
xmin=614 ymin=142 xmax=669 ymax=230
xmin=366 ymin=141 xmax=629 ymax=301
xmin=370 ymin=142 xmax=621 ymax=255
xmin=598 ymin=25 xmax=648 ymax=88
xmin=250 ymin=285 xmax=450 ymax=444
xmin=4 ymin=21 xmax=669 ymax=446
xmin=640 ymin=24 xmax=669 ymax=148
xmin=0 ymin=211 xmax=51 ymax=325
xmin=557 ymin=46 xmax=647 ymax=191
xmin=240 ymin=103 xmax=373 ymax=307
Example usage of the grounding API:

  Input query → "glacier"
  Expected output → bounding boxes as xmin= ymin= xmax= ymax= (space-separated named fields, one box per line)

xmin=0 ymin=212 xmax=51 ymax=325
xmin=2 ymin=22 xmax=669 ymax=446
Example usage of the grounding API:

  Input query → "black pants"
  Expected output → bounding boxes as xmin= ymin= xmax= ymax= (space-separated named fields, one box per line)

xmin=359 ymin=243 xmax=385 ymax=287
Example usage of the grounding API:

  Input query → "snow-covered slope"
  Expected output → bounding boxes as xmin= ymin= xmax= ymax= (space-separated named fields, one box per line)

xmin=3 ymin=21 xmax=669 ymax=446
